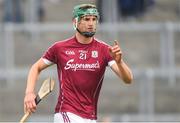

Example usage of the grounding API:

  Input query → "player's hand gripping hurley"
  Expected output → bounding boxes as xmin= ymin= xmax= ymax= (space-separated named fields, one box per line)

xmin=20 ymin=78 xmax=55 ymax=123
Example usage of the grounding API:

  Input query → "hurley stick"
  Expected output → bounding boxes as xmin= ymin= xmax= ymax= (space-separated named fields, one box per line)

xmin=20 ymin=78 xmax=55 ymax=123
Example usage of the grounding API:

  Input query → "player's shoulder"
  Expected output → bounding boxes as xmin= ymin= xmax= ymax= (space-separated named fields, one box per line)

xmin=51 ymin=36 xmax=74 ymax=48
xmin=94 ymin=37 xmax=110 ymax=47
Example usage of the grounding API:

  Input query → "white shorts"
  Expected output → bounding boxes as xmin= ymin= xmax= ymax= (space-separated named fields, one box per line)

xmin=54 ymin=112 xmax=97 ymax=123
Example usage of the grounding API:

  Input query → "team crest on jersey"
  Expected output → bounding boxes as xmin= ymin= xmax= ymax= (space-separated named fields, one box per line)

xmin=91 ymin=51 xmax=98 ymax=58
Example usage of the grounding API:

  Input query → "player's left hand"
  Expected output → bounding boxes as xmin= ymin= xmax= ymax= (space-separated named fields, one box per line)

xmin=109 ymin=40 xmax=122 ymax=63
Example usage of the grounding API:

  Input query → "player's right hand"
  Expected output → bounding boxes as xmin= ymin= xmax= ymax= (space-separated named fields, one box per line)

xmin=24 ymin=92 xmax=37 ymax=114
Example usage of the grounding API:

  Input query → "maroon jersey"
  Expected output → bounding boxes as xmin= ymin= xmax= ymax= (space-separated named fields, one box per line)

xmin=42 ymin=36 xmax=114 ymax=119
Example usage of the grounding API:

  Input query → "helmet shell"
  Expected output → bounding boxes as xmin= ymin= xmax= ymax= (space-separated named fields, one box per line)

xmin=73 ymin=4 xmax=99 ymax=21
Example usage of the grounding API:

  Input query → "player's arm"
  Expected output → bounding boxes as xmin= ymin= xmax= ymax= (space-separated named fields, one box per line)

xmin=110 ymin=60 xmax=133 ymax=84
xmin=24 ymin=58 xmax=53 ymax=113
xmin=109 ymin=41 xmax=133 ymax=84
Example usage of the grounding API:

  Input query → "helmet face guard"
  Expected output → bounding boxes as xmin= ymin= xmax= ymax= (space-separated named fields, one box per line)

xmin=73 ymin=4 xmax=99 ymax=37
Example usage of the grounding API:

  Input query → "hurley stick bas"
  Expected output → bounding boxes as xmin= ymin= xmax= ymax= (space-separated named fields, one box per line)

xmin=20 ymin=77 xmax=55 ymax=123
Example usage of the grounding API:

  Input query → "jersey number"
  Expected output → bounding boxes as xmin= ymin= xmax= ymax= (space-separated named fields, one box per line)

xmin=79 ymin=53 xmax=87 ymax=60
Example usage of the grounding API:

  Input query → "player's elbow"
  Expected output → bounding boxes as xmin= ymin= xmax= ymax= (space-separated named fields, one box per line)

xmin=31 ymin=62 xmax=43 ymax=75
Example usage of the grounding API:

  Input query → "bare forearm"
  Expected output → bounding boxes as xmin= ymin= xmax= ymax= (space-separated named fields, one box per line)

xmin=24 ymin=58 xmax=50 ymax=113
xmin=116 ymin=60 xmax=133 ymax=84
xmin=25 ymin=58 xmax=50 ymax=93
xmin=109 ymin=40 xmax=133 ymax=83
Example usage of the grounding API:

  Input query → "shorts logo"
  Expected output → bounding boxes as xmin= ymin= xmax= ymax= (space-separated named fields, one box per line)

xmin=65 ymin=50 xmax=75 ymax=55
xmin=91 ymin=51 xmax=98 ymax=58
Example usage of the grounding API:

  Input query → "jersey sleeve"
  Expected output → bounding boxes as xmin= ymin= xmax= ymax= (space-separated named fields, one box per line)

xmin=42 ymin=43 xmax=58 ymax=65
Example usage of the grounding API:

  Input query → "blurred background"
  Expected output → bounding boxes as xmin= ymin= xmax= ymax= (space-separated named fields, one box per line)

xmin=0 ymin=0 xmax=180 ymax=122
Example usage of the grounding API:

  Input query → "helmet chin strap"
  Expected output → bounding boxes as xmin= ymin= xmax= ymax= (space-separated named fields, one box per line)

xmin=76 ymin=28 xmax=95 ymax=37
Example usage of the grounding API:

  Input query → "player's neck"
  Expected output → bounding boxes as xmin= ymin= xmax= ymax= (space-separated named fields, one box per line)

xmin=75 ymin=33 xmax=93 ymax=44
